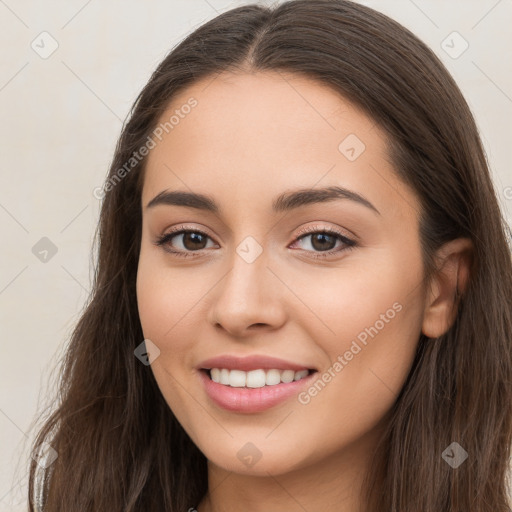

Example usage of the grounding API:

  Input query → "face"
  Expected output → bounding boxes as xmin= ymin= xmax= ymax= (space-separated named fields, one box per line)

xmin=136 ymin=71 xmax=427 ymax=476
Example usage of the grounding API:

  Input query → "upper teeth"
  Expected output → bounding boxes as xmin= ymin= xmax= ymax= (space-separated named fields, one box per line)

xmin=209 ymin=368 xmax=310 ymax=388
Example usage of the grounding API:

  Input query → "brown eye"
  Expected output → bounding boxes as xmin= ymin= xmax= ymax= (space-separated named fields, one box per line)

xmin=155 ymin=229 xmax=216 ymax=257
xmin=180 ymin=232 xmax=208 ymax=250
xmin=290 ymin=227 xmax=357 ymax=259
xmin=295 ymin=231 xmax=344 ymax=252
xmin=308 ymin=233 xmax=337 ymax=251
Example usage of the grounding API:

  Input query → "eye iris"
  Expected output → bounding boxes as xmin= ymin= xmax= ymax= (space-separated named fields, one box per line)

xmin=311 ymin=233 xmax=336 ymax=251
xmin=183 ymin=232 xmax=207 ymax=250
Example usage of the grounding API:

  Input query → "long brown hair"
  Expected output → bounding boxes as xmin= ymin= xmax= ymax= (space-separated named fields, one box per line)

xmin=28 ymin=1 xmax=512 ymax=510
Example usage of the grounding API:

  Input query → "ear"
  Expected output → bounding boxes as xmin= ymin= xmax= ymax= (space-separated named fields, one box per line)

xmin=421 ymin=237 xmax=473 ymax=338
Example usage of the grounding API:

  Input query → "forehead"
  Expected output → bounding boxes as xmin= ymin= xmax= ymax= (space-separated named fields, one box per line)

xmin=141 ymin=71 xmax=419 ymax=222
xmin=148 ymin=70 xmax=381 ymax=160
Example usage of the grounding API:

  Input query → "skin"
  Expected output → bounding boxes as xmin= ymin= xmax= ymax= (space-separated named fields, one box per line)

xmin=136 ymin=70 xmax=471 ymax=512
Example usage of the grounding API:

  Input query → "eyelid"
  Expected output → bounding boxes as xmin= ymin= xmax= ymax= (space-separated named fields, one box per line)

xmin=159 ymin=223 xmax=217 ymax=243
xmin=159 ymin=222 xmax=354 ymax=242
xmin=294 ymin=223 xmax=356 ymax=241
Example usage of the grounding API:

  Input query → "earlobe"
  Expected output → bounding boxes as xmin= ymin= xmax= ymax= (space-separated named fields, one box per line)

xmin=421 ymin=237 xmax=473 ymax=338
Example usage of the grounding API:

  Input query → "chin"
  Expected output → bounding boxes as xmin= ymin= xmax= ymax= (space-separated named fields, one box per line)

xmin=199 ymin=438 xmax=310 ymax=477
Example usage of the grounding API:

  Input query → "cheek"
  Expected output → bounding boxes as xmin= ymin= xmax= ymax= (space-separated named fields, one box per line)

xmin=297 ymin=246 xmax=424 ymax=398
xmin=136 ymin=251 xmax=203 ymax=344
xmin=289 ymin=272 xmax=423 ymax=463
xmin=136 ymin=257 xmax=202 ymax=428
xmin=135 ymin=252 xmax=216 ymax=394
xmin=293 ymin=248 xmax=421 ymax=346
xmin=136 ymin=259 xmax=171 ymax=341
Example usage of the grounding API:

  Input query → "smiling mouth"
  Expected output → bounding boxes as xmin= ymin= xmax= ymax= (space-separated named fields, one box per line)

xmin=201 ymin=368 xmax=317 ymax=388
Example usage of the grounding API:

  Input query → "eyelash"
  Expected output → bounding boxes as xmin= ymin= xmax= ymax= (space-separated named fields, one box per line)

xmin=153 ymin=224 xmax=357 ymax=260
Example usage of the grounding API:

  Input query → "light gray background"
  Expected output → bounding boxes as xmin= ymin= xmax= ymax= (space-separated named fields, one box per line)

xmin=1 ymin=1 xmax=511 ymax=509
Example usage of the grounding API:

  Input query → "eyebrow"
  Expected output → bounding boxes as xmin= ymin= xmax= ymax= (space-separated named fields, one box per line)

xmin=145 ymin=186 xmax=380 ymax=215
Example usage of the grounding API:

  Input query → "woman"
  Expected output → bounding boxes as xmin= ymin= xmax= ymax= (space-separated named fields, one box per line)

xmin=29 ymin=1 xmax=512 ymax=510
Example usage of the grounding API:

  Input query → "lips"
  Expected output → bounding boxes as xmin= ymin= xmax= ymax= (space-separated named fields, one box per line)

xmin=197 ymin=354 xmax=316 ymax=372
xmin=196 ymin=354 xmax=318 ymax=413
xmin=198 ymin=367 xmax=318 ymax=413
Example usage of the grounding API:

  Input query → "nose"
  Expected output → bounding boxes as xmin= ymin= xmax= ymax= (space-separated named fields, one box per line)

xmin=207 ymin=245 xmax=287 ymax=338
